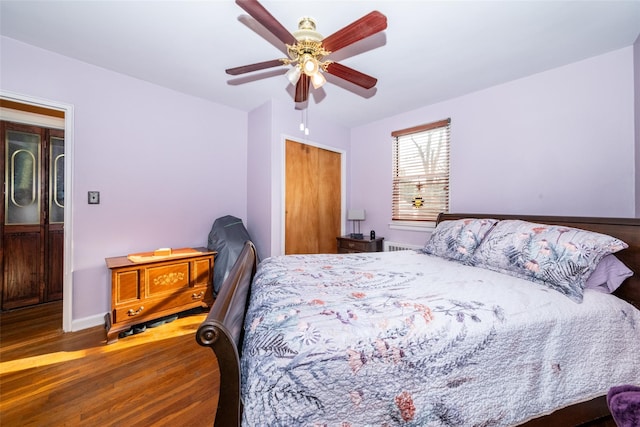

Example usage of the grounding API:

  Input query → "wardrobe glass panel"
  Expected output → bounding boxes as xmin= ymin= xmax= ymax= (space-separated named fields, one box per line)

xmin=49 ymin=136 xmax=64 ymax=223
xmin=6 ymin=130 xmax=41 ymax=225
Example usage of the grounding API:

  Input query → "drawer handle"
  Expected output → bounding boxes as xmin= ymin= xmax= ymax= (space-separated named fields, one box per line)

xmin=192 ymin=291 xmax=205 ymax=300
xmin=127 ymin=306 xmax=144 ymax=316
xmin=348 ymin=243 xmax=355 ymax=248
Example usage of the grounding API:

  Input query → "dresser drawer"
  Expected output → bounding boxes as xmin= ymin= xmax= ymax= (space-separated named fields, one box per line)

xmin=339 ymin=239 xmax=372 ymax=252
xmin=336 ymin=236 xmax=383 ymax=253
xmin=112 ymin=288 xmax=209 ymax=324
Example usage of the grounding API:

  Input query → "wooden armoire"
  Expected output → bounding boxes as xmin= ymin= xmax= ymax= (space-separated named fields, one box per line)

xmin=1 ymin=120 xmax=64 ymax=310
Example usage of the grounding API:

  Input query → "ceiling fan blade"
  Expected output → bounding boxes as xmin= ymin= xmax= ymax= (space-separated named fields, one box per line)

xmin=226 ymin=59 xmax=286 ymax=75
xmin=295 ymin=74 xmax=310 ymax=103
xmin=325 ymin=62 xmax=377 ymax=89
xmin=322 ymin=11 xmax=387 ymax=53
xmin=235 ymin=0 xmax=297 ymax=46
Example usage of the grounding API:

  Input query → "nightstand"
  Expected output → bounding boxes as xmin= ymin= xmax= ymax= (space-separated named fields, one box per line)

xmin=337 ymin=236 xmax=384 ymax=253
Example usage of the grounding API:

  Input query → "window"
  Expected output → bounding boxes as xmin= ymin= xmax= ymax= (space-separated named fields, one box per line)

xmin=392 ymin=118 xmax=450 ymax=222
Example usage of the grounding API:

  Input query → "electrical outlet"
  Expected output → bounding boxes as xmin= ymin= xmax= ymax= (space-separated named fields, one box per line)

xmin=88 ymin=191 xmax=100 ymax=204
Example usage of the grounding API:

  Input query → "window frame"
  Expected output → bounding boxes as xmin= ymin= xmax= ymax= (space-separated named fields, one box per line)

xmin=391 ymin=118 xmax=451 ymax=225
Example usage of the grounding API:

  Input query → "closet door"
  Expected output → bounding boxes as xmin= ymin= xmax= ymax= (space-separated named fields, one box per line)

xmin=285 ymin=140 xmax=341 ymax=254
xmin=316 ymin=145 xmax=341 ymax=253
xmin=1 ymin=121 xmax=63 ymax=310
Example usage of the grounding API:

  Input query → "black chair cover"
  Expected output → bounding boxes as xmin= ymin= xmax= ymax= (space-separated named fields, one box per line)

xmin=207 ymin=215 xmax=253 ymax=295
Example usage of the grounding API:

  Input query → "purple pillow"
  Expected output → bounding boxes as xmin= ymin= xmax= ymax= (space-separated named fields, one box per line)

xmin=584 ymin=254 xmax=633 ymax=293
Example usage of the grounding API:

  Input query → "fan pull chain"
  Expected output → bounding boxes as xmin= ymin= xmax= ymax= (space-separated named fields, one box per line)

xmin=300 ymin=109 xmax=309 ymax=135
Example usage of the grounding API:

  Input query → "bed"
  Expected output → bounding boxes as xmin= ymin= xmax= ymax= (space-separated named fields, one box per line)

xmin=196 ymin=213 xmax=640 ymax=426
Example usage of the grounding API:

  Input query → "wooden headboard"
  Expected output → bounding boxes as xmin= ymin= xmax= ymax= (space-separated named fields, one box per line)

xmin=437 ymin=213 xmax=640 ymax=310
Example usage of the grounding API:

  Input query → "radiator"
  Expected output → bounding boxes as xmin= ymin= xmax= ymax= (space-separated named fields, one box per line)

xmin=383 ymin=241 xmax=423 ymax=252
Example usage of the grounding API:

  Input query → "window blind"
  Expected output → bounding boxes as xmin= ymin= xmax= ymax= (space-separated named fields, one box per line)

xmin=392 ymin=118 xmax=450 ymax=222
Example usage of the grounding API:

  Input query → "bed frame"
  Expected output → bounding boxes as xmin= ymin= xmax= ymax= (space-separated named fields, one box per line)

xmin=196 ymin=214 xmax=640 ymax=426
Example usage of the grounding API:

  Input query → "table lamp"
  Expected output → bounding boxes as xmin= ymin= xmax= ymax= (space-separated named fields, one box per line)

xmin=347 ymin=209 xmax=365 ymax=239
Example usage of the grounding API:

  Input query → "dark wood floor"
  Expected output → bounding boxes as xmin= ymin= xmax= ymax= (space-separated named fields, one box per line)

xmin=0 ymin=302 xmax=219 ymax=426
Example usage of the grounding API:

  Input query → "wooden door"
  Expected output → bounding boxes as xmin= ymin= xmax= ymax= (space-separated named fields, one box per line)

xmin=316 ymin=145 xmax=342 ymax=253
xmin=1 ymin=121 xmax=64 ymax=310
xmin=285 ymin=140 xmax=341 ymax=254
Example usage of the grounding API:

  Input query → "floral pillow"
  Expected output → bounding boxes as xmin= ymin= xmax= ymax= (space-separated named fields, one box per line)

xmin=470 ymin=220 xmax=628 ymax=303
xmin=423 ymin=218 xmax=499 ymax=263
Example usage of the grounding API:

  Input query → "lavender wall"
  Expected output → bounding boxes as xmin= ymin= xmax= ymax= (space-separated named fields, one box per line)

xmin=351 ymin=47 xmax=636 ymax=246
xmin=247 ymin=99 xmax=350 ymax=259
xmin=1 ymin=37 xmax=248 ymax=326
xmin=246 ymin=102 xmax=274 ymax=261
xmin=1 ymin=34 xmax=636 ymax=328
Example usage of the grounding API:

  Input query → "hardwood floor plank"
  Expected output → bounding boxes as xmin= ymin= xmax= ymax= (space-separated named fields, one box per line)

xmin=1 ymin=302 xmax=219 ymax=426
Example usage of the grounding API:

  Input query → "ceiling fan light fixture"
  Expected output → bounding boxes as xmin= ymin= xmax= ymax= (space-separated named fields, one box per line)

xmin=311 ymin=71 xmax=326 ymax=89
xmin=301 ymin=55 xmax=319 ymax=76
xmin=286 ymin=65 xmax=302 ymax=85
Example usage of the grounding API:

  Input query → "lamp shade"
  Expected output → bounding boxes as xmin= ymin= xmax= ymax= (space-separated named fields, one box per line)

xmin=347 ymin=209 xmax=366 ymax=221
xmin=302 ymin=55 xmax=319 ymax=75
xmin=286 ymin=66 xmax=301 ymax=85
xmin=311 ymin=71 xmax=326 ymax=89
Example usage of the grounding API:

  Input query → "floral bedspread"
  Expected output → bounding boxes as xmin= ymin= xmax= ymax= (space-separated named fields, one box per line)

xmin=240 ymin=251 xmax=640 ymax=426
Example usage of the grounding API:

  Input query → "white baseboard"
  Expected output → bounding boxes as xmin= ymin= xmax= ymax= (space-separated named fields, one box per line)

xmin=71 ymin=312 xmax=107 ymax=332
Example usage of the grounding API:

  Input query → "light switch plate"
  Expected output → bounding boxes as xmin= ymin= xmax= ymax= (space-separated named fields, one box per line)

xmin=88 ymin=191 xmax=100 ymax=204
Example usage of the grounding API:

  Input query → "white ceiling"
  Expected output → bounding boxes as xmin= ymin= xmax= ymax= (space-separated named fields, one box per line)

xmin=2 ymin=0 xmax=639 ymax=128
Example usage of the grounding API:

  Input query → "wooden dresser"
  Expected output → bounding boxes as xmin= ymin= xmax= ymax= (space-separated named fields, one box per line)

xmin=336 ymin=236 xmax=384 ymax=253
xmin=104 ymin=247 xmax=215 ymax=343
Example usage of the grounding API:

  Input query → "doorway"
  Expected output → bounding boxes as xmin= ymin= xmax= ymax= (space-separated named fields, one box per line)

xmin=0 ymin=94 xmax=73 ymax=333
xmin=1 ymin=120 xmax=64 ymax=310
xmin=285 ymin=139 xmax=341 ymax=254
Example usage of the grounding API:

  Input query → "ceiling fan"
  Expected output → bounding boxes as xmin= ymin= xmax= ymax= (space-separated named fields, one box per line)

xmin=226 ymin=0 xmax=387 ymax=103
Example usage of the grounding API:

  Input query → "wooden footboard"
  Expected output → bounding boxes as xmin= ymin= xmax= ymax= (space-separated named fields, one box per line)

xmin=195 ymin=241 xmax=257 ymax=427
